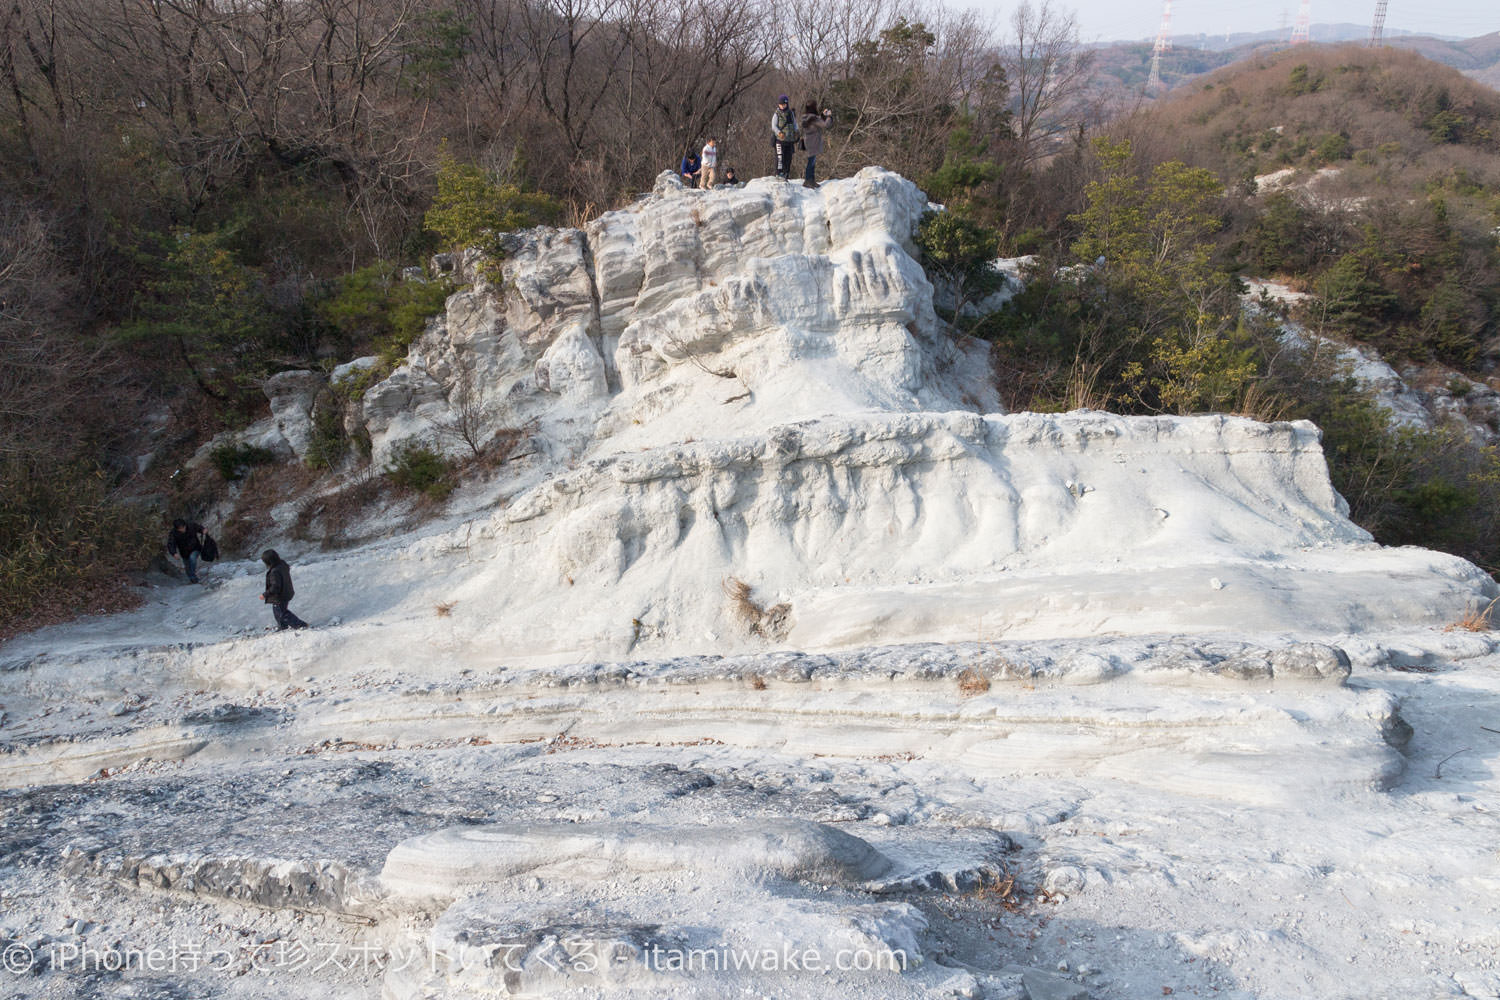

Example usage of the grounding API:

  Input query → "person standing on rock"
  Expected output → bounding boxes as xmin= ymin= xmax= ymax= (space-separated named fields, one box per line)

xmin=799 ymin=102 xmax=832 ymax=188
xmin=166 ymin=518 xmax=205 ymax=584
xmin=771 ymin=95 xmax=799 ymax=180
xmin=701 ymin=137 xmax=719 ymax=190
xmin=261 ymin=549 xmax=309 ymax=630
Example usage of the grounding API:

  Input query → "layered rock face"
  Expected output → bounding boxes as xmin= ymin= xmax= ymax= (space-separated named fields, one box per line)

xmin=353 ymin=167 xmax=997 ymax=467
xmin=203 ymin=167 xmax=1491 ymax=663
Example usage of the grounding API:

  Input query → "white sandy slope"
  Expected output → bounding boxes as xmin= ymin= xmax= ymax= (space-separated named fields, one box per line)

xmin=2 ymin=168 xmax=1499 ymax=1000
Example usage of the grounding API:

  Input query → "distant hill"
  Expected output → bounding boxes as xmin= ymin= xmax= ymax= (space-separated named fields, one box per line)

xmin=1086 ymin=30 xmax=1500 ymax=101
xmin=1123 ymin=43 xmax=1500 ymax=173
xmin=1159 ymin=23 xmax=1435 ymax=52
xmin=1390 ymin=32 xmax=1500 ymax=90
xmin=1114 ymin=43 xmax=1500 ymax=380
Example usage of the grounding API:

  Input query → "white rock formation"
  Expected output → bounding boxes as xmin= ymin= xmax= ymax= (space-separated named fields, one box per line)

xmin=357 ymin=168 xmax=997 ymax=467
xmin=4 ymin=167 xmax=1500 ymax=1000
xmin=176 ymin=166 xmax=1485 ymax=666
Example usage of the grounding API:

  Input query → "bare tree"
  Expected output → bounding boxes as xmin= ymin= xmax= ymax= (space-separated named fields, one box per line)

xmin=0 ymin=204 xmax=107 ymax=458
xmin=778 ymin=0 xmax=898 ymax=110
xmin=450 ymin=0 xmax=533 ymax=133
xmin=1004 ymin=0 xmax=1096 ymax=165
xmin=517 ymin=0 xmax=633 ymax=159
xmin=434 ymin=367 xmax=495 ymax=459
xmin=823 ymin=7 xmax=1000 ymax=180
xmin=622 ymin=0 xmax=772 ymax=173
xmin=0 ymin=0 xmax=69 ymax=161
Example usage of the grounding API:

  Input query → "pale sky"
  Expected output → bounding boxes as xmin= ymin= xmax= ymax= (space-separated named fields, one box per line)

xmin=965 ymin=0 xmax=1498 ymax=44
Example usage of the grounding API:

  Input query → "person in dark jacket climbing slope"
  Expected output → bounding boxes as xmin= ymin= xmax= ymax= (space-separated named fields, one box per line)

xmin=261 ymin=549 xmax=309 ymax=630
xmin=167 ymin=519 xmax=205 ymax=583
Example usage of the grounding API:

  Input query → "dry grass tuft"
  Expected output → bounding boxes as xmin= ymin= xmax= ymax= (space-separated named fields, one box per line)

xmin=1446 ymin=596 xmax=1499 ymax=633
xmin=218 ymin=463 xmax=321 ymax=556
xmin=724 ymin=576 xmax=757 ymax=615
xmin=957 ymin=667 xmax=991 ymax=698
xmin=723 ymin=577 xmax=793 ymax=641
xmin=748 ymin=673 xmax=767 ymax=690
xmin=434 ymin=601 xmax=456 ymax=617
xmin=464 ymin=422 xmax=533 ymax=476
xmin=972 ymin=869 xmax=1028 ymax=912
xmin=294 ymin=474 xmax=388 ymax=549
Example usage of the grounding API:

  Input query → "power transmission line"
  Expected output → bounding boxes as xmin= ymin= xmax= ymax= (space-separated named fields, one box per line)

xmin=1148 ymin=0 xmax=1172 ymax=89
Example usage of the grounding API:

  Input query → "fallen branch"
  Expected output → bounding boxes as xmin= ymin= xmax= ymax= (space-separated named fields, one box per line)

xmin=1433 ymin=748 xmax=1471 ymax=779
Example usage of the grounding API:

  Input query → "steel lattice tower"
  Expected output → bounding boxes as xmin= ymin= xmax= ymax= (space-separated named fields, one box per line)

xmin=1290 ymin=0 xmax=1311 ymax=43
xmin=1148 ymin=0 xmax=1173 ymax=89
xmin=1369 ymin=0 xmax=1389 ymax=44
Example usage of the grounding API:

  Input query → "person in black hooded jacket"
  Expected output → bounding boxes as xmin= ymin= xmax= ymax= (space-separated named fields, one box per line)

xmin=166 ymin=519 xmax=205 ymax=583
xmin=261 ymin=549 xmax=309 ymax=630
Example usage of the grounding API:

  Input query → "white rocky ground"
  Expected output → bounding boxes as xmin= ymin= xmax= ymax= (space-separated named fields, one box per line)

xmin=2 ymin=169 xmax=1499 ymax=1000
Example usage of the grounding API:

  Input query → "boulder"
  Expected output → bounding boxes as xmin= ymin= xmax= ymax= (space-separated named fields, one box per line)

xmin=262 ymin=370 xmax=325 ymax=460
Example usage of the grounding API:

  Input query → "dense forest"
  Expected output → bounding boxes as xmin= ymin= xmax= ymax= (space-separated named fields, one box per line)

xmin=2 ymin=0 xmax=1498 ymax=633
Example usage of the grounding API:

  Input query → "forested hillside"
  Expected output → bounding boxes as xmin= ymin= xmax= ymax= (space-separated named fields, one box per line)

xmin=2 ymin=0 xmax=1497 ymax=634
xmin=1118 ymin=45 xmax=1500 ymax=373
xmin=974 ymin=44 xmax=1500 ymax=582
xmin=0 ymin=0 xmax=1079 ymax=631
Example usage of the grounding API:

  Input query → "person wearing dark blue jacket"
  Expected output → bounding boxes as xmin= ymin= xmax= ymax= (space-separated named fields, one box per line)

xmin=680 ymin=150 xmax=702 ymax=188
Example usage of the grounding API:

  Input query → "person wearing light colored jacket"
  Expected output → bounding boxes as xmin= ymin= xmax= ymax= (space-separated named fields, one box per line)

xmin=701 ymin=138 xmax=719 ymax=189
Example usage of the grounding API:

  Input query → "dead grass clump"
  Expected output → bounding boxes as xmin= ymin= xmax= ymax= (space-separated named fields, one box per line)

xmin=723 ymin=577 xmax=792 ymax=641
xmin=747 ymin=673 xmax=767 ymax=690
xmin=434 ymin=601 xmax=456 ymax=617
xmin=1446 ymin=596 xmax=1499 ymax=633
xmin=724 ymin=576 xmax=758 ymax=615
xmin=972 ymin=869 xmax=1028 ymax=912
xmin=220 ymin=463 xmax=320 ymax=555
xmin=957 ymin=667 xmax=991 ymax=698
xmin=294 ymin=474 xmax=388 ymax=549
xmin=453 ymin=420 xmax=535 ymax=478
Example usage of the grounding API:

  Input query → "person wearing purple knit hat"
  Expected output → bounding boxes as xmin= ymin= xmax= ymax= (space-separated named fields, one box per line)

xmin=771 ymin=94 xmax=799 ymax=180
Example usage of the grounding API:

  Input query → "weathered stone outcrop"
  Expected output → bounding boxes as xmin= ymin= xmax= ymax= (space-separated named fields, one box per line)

xmin=347 ymin=168 xmax=995 ymax=466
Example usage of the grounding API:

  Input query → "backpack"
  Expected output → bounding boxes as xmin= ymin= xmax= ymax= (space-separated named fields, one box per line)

xmin=775 ymin=108 xmax=798 ymax=141
xmin=201 ymin=533 xmax=219 ymax=563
